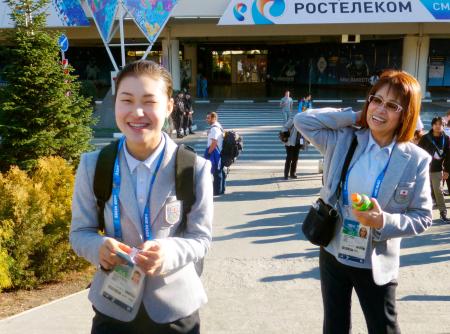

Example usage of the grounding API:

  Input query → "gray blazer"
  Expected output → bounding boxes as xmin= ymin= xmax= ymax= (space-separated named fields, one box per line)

xmin=70 ymin=132 xmax=213 ymax=323
xmin=295 ymin=108 xmax=433 ymax=285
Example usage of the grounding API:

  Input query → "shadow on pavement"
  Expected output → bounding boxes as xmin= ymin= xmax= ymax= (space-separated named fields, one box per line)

xmin=399 ymin=295 xmax=450 ymax=302
xmin=227 ymin=177 xmax=288 ymax=187
xmin=400 ymin=226 xmax=450 ymax=267
xmin=260 ymin=248 xmax=321 ymax=282
xmin=260 ymin=266 xmax=320 ymax=282
xmin=213 ymin=199 xmax=310 ymax=243
xmin=273 ymin=249 xmax=320 ymax=260
xmin=213 ymin=187 xmax=321 ymax=202
xmin=213 ymin=210 xmax=306 ymax=243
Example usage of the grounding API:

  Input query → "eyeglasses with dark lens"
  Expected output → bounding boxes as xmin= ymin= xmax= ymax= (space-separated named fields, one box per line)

xmin=368 ymin=95 xmax=403 ymax=113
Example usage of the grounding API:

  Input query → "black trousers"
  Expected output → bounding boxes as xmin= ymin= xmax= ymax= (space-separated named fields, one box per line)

xmin=284 ymin=145 xmax=300 ymax=177
xmin=320 ymin=248 xmax=400 ymax=334
xmin=183 ymin=113 xmax=193 ymax=133
xmin=172 ymin=113 xmax=184 ymax=135
xmin=91 ymin=305 xmax=200 ymax=334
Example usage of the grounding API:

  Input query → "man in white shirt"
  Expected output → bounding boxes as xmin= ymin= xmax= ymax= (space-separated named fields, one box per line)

xmin=205 ymin=112 xmax=225 ymax=195
xmin=280 ymin=90 xmax=293 ymax=122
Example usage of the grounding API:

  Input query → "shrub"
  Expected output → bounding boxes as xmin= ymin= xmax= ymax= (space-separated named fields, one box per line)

xmin=0 ymin=156 xmax=88 ymax=291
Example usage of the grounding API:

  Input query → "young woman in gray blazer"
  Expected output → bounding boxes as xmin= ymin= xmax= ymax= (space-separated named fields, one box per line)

xmin=70 ymin=60 xmax=213 ymax=333
xmin=295 ymin=70 xmax=432 ymax=334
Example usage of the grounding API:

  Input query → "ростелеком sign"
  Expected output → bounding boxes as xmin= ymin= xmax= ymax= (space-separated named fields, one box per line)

xmin=218 ymin=0 xmax=450 ymax=25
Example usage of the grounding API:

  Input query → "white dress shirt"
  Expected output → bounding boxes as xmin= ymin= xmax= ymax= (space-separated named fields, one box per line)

xmin=123 ymin=135 xmax=166 ymax=218
xmin=326 ymin=132 xmax=396 ymax=269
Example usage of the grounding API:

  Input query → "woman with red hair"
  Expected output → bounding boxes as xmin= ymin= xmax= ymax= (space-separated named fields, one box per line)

xmin=295 ymin=70 xmax=432 ymax=334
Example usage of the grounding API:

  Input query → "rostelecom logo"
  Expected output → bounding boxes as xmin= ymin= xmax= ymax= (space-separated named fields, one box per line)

xmin=233 ymin=3 xmax=248 ymax=21
xmin=252 ymin=0 xmax=286 ymax=24
xmin=234 ymin=0 xmax=286 ymax=24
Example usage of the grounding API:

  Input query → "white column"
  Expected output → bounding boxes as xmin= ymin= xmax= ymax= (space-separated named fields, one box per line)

xmin=402 ymin=35 xmax=430 ymax=96
xmin=170 ymin=40 xmax=181 ymax=91
xmin=183 ymin=44 xmax=197 ymax=93
xmin=162 ymin=39 xmax=170 ymax=70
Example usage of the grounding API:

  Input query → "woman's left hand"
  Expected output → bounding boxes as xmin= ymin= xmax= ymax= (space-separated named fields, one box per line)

xmin=135 ymin=241 xmax=164 ymax=276
xmin=352 ymin=198 xmax=384 ymax=229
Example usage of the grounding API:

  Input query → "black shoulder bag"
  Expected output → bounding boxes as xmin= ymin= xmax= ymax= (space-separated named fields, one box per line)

xmin=301 ymin=136 xmax=358 ymax=247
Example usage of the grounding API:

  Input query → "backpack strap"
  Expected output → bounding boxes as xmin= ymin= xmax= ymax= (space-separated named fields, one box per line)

xmin=211 ymin=124 xmax=224 ymax=133
xmin=175 ymin=144 xmax=197 ymax=235
xmin=93 ymin=140 xmax=119 ymax=233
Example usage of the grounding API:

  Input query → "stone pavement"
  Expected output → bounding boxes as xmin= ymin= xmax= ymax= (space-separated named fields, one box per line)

xmin=1 ymin=167 xmax=450 ymax=333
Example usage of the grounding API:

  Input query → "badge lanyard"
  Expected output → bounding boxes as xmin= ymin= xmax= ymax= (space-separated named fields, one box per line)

xmin=432 ymin=135 xmax=445 ymax=156
xmin=112 ymin=137 xmax=166 ymax=241
xmin=343 ymin=144 xmax=396 ymax=206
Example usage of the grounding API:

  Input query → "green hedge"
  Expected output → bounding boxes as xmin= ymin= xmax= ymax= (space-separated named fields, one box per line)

xmin=0 ymin=157 xmax=88 ymax=291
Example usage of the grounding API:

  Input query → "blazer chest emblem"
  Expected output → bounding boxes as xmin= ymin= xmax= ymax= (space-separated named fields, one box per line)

xmin=165 ymin=200 xmax=182 ymax=224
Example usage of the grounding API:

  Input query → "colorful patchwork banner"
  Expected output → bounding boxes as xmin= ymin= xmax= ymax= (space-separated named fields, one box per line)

xmin=87 ymin=0 xmax=120 ymax=42
xmin=0 ymin=1 xmax=89 ymax=27
xmin=51 ymin=0 xmax=90 ymax=26
xmin=122 ymin=0 xmax=178 ymax=43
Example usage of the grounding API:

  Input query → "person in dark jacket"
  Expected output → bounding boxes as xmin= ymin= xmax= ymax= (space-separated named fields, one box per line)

xmin=282 ymin=116 xmax=302 ymax=179
xmin=172 ymin=92 xmax=185 ymax=138
xmin=418 ymin=116 xmax=450 ymax=222
xmin=182 ymin=92 xmax=195 ymax=136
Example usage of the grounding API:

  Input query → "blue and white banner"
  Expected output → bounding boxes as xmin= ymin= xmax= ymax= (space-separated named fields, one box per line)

xmin=219 ymin=0 xmax=450 ymax=25
xmin=0 ymin=0 xmax=90 ymax=28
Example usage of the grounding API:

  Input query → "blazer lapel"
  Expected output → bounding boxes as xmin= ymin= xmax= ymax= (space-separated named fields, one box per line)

xmin=118 ymin=149 xmax=143 ymax=236
xmin=377 ymin=142 xmax=411 ymax=209
xmin=150 ymin=134 xmax=177 ymax=225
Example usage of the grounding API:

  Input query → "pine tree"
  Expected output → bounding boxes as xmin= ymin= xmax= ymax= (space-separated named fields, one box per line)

xmin=0 ymin=0 xmax=94 ymax=172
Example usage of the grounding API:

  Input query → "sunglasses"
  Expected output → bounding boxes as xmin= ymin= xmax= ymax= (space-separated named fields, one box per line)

xmin=368 ymin=95 xmax=403 ymax=113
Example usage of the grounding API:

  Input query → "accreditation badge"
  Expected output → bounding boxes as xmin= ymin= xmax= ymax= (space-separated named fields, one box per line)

xmin=165 ymin=200 xmax=182 ymax=225
xmin=337 ymin=211 xmax=370 ymax=264
xmin=101 ymin=250 xmax=145 ymax=313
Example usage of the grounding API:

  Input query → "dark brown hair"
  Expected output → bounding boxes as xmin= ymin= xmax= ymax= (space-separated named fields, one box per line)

xmin=360 ymin=69 xmax=421 ymax=142
xmin=115 ymin=60 xmax=173 ymax=100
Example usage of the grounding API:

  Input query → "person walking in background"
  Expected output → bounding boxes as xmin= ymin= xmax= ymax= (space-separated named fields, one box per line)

xmin=70 ymin=60 xmax=213 ymax=334
xmin=418 ymin=116 xmax=450 ymax=222
xmin=280 ymin=90 xmax=293 ymax=122
xmin=282 ymin=116 xmax=302 ymax=180
xmin=298 ymin=94 xmax=313 ymax=113
xmin=295 ymin=70 xmax=432 ymax=334
xmin=172 ymin=91 xmax=185 ymax=138
xmin=444 ymin=110 xmax=450 ymax=195
xmin=201 ymin=76 xmax=208 ymax=99
xmin=204 ymin=111 xmax=225 ymax=195
xmin=196 ymin=73 xmax=202 ymax=98
xmin=183 ymin=92 xmax=195 ymax=136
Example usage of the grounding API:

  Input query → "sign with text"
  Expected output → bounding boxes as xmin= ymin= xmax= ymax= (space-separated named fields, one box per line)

xmin=218 ymin=0 xmax=450 ymax=25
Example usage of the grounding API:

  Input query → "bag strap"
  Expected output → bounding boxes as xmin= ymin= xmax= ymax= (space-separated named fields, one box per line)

xmin=336 ymin=136 xmax=358 ymax=200
xmin=93 ymin=140 xmax=119 ymax=233
xmin=175 ymin=144 xmax=197 ymax=235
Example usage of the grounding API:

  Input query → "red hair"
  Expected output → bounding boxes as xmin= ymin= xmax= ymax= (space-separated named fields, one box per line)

xmin=359 ymin=70 xmax=421 ymax=142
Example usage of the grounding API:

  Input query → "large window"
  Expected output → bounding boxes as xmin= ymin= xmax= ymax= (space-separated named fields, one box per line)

xmin=428 ymin=39 xmax=450 ymax=87
xmin=267 ymin=40 xmax=402 ymax=86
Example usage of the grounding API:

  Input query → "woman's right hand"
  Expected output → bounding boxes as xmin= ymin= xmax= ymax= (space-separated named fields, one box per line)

xmin=99 ymin=238 xmax=131 ymax=270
